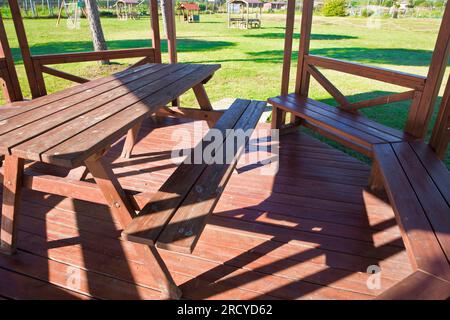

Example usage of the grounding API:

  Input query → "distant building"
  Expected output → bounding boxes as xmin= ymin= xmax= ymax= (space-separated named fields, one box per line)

xmin=263 ymin=1 xmax=288 ymax=11
xmin=241 ymin=0 xmax=264 ymax=8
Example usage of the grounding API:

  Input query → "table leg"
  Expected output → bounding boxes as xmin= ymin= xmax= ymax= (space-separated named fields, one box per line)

xmin=271 ymin=106 xmax=284 ymax=130
xmin=193 ymin=83 xmax=215 ymax=127
xmin=369 ymin=161 xmax=385 ymax=193
xmin=0 ymin=155 xmax=24 ymax=255
xmin=84 ymin=155 xmax=181 ymax=299
xmin=121 ymin=120 xmax=143 ymax=159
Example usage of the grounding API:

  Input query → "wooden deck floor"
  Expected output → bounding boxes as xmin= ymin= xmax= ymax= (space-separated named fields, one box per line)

xmin=0 ymin=117 xmax=413 ymax=300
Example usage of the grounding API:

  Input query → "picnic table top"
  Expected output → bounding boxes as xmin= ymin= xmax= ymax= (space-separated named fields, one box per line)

xmin=0 ymin=63 xmax=220 ymax=168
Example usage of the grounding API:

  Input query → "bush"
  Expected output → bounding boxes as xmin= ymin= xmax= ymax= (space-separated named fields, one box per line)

xmin=322 ymin=0 xmax=348 ymax=17
xmin=361 ymin=8 xmax=374 ymax=17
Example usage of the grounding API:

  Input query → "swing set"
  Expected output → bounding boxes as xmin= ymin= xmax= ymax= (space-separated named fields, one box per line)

xmin=56 ymin=0 xmax=87 ymax=27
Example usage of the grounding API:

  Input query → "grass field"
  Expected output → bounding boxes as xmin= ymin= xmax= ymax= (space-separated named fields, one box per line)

xmin=2 ymin=13 xmax=449 ymax=165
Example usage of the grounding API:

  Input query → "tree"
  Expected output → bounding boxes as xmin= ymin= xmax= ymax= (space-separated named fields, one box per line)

xmin=322 ymin=0 xmax=348 ymax=17
xmin=84 ymin=0 xmax=109 ymax=64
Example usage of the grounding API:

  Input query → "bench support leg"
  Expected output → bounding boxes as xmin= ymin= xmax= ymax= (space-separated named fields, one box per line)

xmin=121 ymin=120 xmax=143 ymax=159
xmin=66 ymin=166 xmax=89 ymax=181
xmin=271 ymin=106 xmax=284 ymax=130
xmin=0 ymin=155 xmax=24 ymax=255
xmin=85 ymin=155 xmax=181 ymax=299
xmin=369 ymin=161 xmax=385 ymax=193
xmin=193 ymin=83 xmax=215 ymax=127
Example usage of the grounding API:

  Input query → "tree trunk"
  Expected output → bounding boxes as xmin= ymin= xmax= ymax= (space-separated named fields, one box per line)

xmin=160 ymin=0 xmax=177 ymax=63
xmin=160 ymin=0 xmax=172 ymax=35
xmin=85 ymin=0 xmax=109 ymax=64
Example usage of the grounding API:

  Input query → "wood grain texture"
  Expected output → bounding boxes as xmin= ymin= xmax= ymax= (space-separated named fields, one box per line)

xmin=0 ymin=119 xmax=416 ymax=299
xmin=268 ymin=94 xmax=415 ymax=157
xmin=376 ymin=270 xmax=450 ymax=300
xmin=6 ymin=0 xmax=42 ymax=98
xmin=405 ymin=2 xmax=450 ymax=138
xmin=0 ymin=13 xmax=22 ymax=102
xmin=373 ymin=143 xmax=450 ymax=282
xmin=122 ymin=99 xmax=252 ymax=245
xmin=295 ymin=0 xmax=314 ymax=96
xmin=32 ymin=48 xmax=156 ymax=65
xmin=0 ymin=155 xmax=23 ymax=254
xmin=305 ymin=55 xmax=426 ymax=90
xmin=0 ymin=64 xmax=220 ymax=167
xmin=156 ymin=101 xmax=266 ymax=253
xmin=429 ymin=74 xmax=450 ymax=158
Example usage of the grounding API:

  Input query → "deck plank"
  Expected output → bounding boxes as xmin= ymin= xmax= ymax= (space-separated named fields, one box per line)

xmin=0 ymin=118 xmax=413 ymax=299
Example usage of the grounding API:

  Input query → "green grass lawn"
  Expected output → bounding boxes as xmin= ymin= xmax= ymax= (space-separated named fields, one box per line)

xmin=2 ymin=13 xmax=449 ymax=166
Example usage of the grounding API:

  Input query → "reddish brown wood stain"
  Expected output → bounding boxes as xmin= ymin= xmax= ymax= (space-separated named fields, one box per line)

xmin=0 ymin=118 xmax=413 ymax=299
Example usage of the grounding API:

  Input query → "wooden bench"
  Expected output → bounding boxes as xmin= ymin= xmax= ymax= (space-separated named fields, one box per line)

xmin=122 ymin=99 xmax=266 ymax=254
xmin=373 ymin=141 xmax=450 ymax=299
xmin=269 ymin=93 xmax=416 ymax=157
xmin=0 ymin=92 xmax=265 ymax=299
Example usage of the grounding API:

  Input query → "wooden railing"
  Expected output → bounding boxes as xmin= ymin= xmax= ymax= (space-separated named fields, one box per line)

xmin=0 ymin=13 xmax=22 ymax=103
xmin=32 ymin=47 xmax=158 ymax=94
xmin=303 ymin=55 xmax=426 ymax=113
xmin=430 ymin=74 xmax=450 ymax=159
xmin=7 ymin=0 xmax=165 ymax=98
xmin=281 ymin=0 xmax=450 ymax=139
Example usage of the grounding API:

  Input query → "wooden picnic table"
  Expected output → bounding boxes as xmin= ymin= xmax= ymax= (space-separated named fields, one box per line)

xmin=0 ymin=63 xmax=222 ymax=298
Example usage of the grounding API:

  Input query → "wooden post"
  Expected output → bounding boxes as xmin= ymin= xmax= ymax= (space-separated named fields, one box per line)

xmin=149 ymin=0 xmax=162 ymax=63
xmin=280 ymin=0 xmax=296 ymax=96
xmin=0 ymin=13 xmax=23 ymax=102
xmin=164 ymin=0 xmax=179 ymax=106
xmin=429 ymin=74 xmax=450 ymax=159
xmin=405 ymin=1 xmax=450 ymax=138
xmin=0 ymin=156 xmax=24 ymax=255
xmin=7 ymin=0 xmax=44 ymax=98
xmin=295 ymin=0 xmax=314 ymax=96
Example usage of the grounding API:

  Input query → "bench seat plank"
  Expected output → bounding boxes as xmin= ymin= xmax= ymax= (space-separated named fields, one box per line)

xmin=121 ymin=99 xmax=255 ymax=246
xmin=391 ymin=142 xmax=450 ymax=262
xmin=373 ymin=143 xmax=450 ymax=281
xmin=269 ymin=93 xmax=415 ymax=156
xmin=409 ymin=141 xmax=450 ymax=205
xmin=156 ymin=100 xmax=266 ymax=253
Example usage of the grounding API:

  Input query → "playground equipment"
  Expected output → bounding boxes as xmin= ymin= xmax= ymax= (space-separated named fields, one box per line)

xmin=178 ymin=2 xmax=200 ymax=23
xmin=227 ymin=0 xmax=262 ymax=29
xmin=114 ymin=0 xmax=144 ymax=20
xmin=56 ymin=0 xmax=87 ymax=28
xmin=22 ymin=0 xmax=54 ymax=17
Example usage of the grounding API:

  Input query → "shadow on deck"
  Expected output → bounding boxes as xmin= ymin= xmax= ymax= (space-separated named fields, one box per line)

xmin=0 ymin=117 xmax=412 ymax=300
